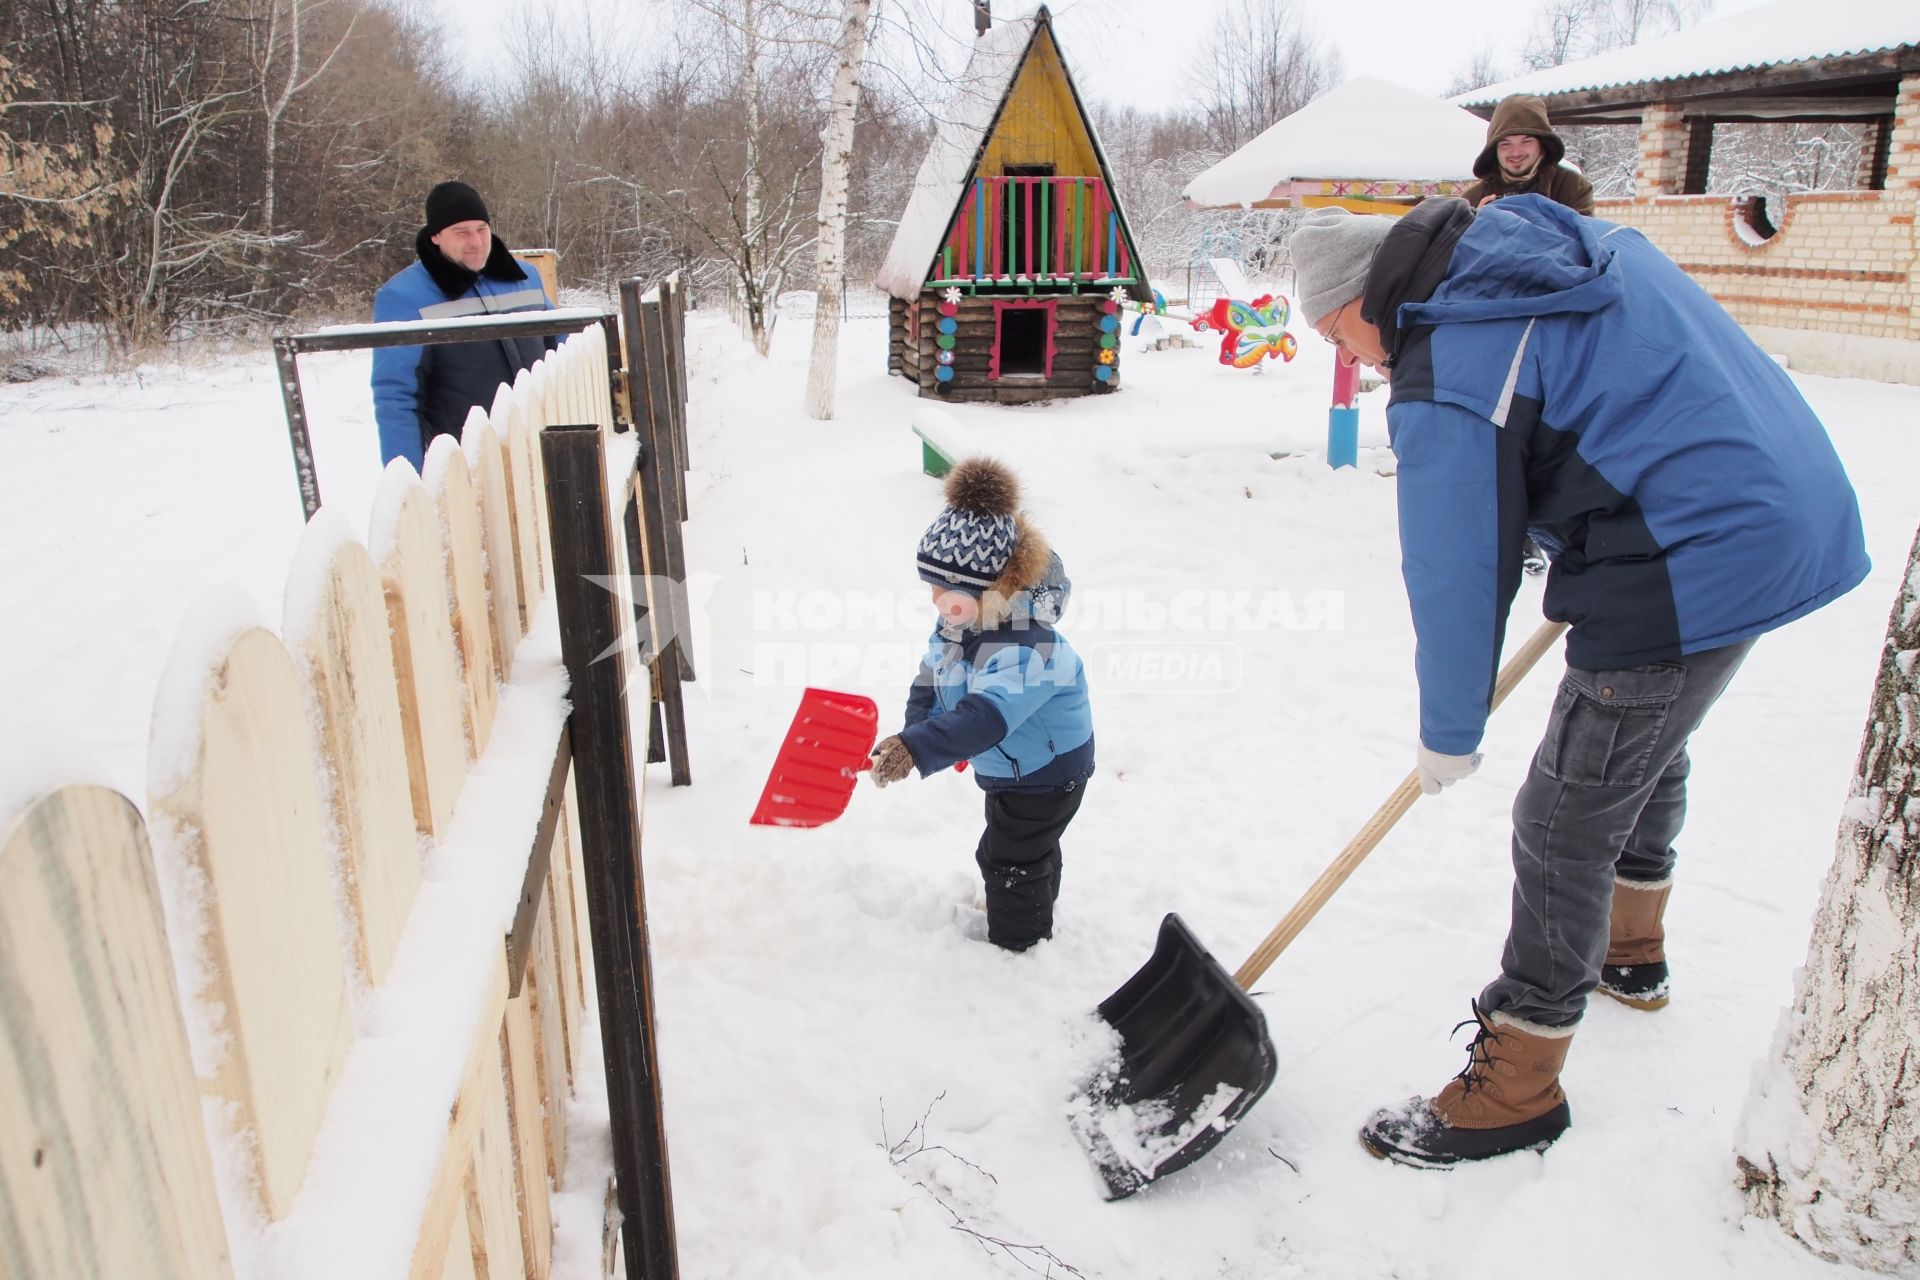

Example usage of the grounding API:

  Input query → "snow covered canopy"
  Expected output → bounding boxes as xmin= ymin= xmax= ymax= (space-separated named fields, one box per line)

xmin=1455 ymin=0 xmax=1918 ymax=117
xmin=1181 ymin=77 xmax=1491 ymax=211
xmin=874 ymin=6 xmax=1145 ymax=301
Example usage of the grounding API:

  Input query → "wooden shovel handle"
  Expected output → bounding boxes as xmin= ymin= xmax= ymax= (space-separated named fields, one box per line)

xmin=1230 ymin=618 xmax=1570 ymax=990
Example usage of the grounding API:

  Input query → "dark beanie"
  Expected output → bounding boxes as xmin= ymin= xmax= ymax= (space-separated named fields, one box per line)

xmin=424 ymin=181 xmax=490 ymax=236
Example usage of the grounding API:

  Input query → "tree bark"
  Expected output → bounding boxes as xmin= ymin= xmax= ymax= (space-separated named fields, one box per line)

xmin=802 ymin=0 xmax=871 ymax=420
xmin=1737 ymin=523 xmax=1920 ymax=1272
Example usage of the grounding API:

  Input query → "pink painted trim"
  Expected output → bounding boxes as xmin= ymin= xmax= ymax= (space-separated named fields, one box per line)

xmin=990 ymin=179 xmax=1002 ymax=278
xmin=1024 ymin=180 xmax=1034 ymax=276
xmin=988 ymin=298 xmax=1060 ymax=381
xmin=1054 ymin=179 xmax=1068 ymax=277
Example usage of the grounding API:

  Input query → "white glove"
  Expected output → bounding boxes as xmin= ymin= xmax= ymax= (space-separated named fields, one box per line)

xmin=1416 ymin=743 xmax=1482 ymax=796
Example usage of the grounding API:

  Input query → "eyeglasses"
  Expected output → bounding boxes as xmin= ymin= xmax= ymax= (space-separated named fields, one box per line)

xmin=1314 ymin=299 xmax=1353 ymax=349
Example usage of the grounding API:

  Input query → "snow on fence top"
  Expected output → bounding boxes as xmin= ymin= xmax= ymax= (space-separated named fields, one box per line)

xmin=1183 ymin=77 xmax=1490 ymax=210
xmin=1455 ymin=0 xmax=1919 ymax=106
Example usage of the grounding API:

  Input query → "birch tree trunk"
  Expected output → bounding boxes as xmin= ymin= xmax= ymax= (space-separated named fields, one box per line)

xmin=1737 ymin=524 xmax=1920 ymax=1273
xmin=742 ymin=0 xmax=771 ymax=356
xmin=802 ymin=0 xmax=873 ymax=419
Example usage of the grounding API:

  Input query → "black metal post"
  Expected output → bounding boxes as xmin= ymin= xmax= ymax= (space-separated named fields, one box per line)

xmin=274 ymin=337 xmax=322 ymax=520
xmin=627 ymin=284 xmax=699 ymax=685
xmin=541 ymin=422 xmax=680 ymax=1280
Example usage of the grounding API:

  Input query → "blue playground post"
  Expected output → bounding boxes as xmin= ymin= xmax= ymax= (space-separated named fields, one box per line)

xmin=1328 ymin=359 xmax=1360 ymax=469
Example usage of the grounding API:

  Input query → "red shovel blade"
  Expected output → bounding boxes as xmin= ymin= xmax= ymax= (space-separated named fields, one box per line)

xmin=749 ymin=688 xmax=880 ymax=828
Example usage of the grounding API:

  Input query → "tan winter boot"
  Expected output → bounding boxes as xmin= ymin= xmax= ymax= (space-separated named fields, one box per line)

xmin=1360 ymin=1004 xmax=1574 ymax=1168
xmin=1598 ymin=876 xmax=1672 ymax=1010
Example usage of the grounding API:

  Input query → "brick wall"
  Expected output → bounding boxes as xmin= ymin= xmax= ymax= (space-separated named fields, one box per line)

xmin=1597 ymin=190 xmax=1919 ymax=342
xmin=1634 ymin=102 xmax=1689 ymax=195
xmin=1596 ymin=74 xmax=1920 ymax=375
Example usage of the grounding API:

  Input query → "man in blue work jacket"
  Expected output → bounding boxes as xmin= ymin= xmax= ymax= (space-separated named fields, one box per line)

xmin=372 ymin=180 xmax=554 ymax=468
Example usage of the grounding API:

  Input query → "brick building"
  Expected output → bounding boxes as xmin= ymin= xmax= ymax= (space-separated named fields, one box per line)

xmin=1461 ymin=3 xmax=1920 ymax=384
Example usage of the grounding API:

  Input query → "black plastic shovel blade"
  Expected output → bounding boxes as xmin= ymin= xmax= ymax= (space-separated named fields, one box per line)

xmin=1071 ymin=913 xmax=1278 ymax=1200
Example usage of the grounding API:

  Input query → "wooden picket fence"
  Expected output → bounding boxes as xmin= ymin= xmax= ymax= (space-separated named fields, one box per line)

xmin=1 ymin=281 xmax=694 ymax=1280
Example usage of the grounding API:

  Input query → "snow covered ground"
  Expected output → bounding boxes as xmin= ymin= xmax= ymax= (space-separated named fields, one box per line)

xmin=3 ymin=303 xmax=1916 ymax=1278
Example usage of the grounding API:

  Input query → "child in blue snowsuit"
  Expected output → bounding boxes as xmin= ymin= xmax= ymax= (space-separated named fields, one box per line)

xmin=869 ymin=458 xmax=1094 ymax=951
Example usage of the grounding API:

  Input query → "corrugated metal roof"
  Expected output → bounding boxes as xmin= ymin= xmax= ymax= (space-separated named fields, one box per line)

xmin=1456 ymin=0 xmax=1917 ymax=107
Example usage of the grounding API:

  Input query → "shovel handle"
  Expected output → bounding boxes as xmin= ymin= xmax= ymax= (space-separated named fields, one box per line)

xmin=1229 ymin=618 xmax=1569 ymax=990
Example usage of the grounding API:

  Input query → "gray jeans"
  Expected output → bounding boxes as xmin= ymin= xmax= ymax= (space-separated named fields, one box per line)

xmin=1479 ymin=639 xmax=1756 ymax=1027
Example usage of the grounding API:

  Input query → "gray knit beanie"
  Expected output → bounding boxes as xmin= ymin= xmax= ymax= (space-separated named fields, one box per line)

xmin=1291 ymin=208 xmax=1396 ymax=329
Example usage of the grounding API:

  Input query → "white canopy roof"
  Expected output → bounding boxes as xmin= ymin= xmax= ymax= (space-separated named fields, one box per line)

xmin=1456 ymin=0 xmax=1917 ymax=105
xmin=1182 ymin=77 xmax=1491 ymax=210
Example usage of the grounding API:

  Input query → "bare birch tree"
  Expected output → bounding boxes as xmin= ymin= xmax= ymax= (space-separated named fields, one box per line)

xmin=1186 ymin=0 xmax=1342 ymax=154
xmin=802 ymin=0 xmax=873 ymax=419
xmin=1737 ymin=524 xmax=1920 ymax=1272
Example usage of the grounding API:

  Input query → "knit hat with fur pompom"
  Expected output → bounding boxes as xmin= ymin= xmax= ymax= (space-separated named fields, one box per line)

xmin=915 ymin=458 xmax=1020 ymax=594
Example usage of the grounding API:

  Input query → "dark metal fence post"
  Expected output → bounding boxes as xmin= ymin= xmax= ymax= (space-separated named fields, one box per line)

xmin=541 ymin=422 xmax=680 ymax=1280
xmin=274 ymin=337 xmax=322 ymax=520
xmin=618 ymin=280 xmax=695 ymax=780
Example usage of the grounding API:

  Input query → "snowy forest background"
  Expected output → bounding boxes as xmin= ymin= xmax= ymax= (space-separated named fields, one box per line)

xmin=0 ymin=0 xmax=1871 ymax=359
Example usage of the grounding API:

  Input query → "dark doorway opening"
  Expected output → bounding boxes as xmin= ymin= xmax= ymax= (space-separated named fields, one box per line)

xmin=999 ymin=307 xmax=1049 ymax=377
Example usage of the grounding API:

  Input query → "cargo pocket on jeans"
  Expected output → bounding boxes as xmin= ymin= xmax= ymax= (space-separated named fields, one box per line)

xmin=1537 ymin=662 xmax=1686 ymax=788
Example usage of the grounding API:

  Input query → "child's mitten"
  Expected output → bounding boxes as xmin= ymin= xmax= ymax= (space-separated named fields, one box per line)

xmin=869 ymin=736 xmax=915 ymax=787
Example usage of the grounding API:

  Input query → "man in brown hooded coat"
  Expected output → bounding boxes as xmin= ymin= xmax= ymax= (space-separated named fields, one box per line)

xmin=1461 ymin=94 xmax=1595 ymax=215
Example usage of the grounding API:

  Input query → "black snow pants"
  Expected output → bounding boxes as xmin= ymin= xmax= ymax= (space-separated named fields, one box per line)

xmin=974 ymin=780 xmax=1085 ymax=951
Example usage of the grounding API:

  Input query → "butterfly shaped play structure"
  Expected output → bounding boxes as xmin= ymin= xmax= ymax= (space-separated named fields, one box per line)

xmin=1202 ymin=294 xmax=1299 ymax=370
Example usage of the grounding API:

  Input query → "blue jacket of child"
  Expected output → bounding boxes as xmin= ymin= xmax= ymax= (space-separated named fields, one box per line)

xmin=898 ymin=555 xmax=1094 ymax=791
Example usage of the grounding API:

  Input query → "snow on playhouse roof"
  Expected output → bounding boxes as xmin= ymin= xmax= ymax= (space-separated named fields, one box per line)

xmin=874 ymin=6 xmax=1139 ymax=300
xmin=1182 ymin=77 xmax=1491 ymax=210
xmin=1455 ymin=0 xmax=1918 ymax=106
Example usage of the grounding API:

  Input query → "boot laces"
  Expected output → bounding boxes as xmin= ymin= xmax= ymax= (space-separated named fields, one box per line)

xmin=1449 ymin=999 xmax=1507 ymax=1096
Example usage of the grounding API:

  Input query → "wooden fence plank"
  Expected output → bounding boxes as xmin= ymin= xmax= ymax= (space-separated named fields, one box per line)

xmin=465 ymin=420 xmax=526 ymax=669
xmin=503 ymin=989 xmax=555 ymax=1280
xmin=0 ymin=786 xmax=235 ymax=1280
xmin=469 ymin=1040 xmax=523 ymax=1280
xmin=426 ymin=439 xmax=501 ymax=756
xmin=374 ymin=476 xmax=469 ymax=838
xmin=439 ymin=1200 xmax=480 ymax=1280
xmin=530 ymin=903 xmax=570 ymax=1188
xmin=407 ymin=954 xmax=509 ymax=1280
xmin=284 ymin=524 xmax=421 ymax=987
xmin=503 ymin=376 xmax=547 ymax=612
xmin=149 ymin=627 xmax=353 ymax=1219
xmin=547 ymin=793 xmax=584 ymax=1083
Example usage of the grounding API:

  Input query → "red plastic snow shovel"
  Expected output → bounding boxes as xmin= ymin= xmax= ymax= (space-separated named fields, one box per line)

xmin=749 ymin=688 xmax=881 ymax=828
xmin=1071 ymin=619 xmax=1569 ymax=1199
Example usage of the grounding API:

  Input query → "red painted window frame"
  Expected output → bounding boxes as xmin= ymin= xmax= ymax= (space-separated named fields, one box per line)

xmin=988 ymin=298 xmax=1058 ymax=380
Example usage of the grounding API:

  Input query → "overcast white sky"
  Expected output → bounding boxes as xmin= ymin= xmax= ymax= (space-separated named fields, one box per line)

xmin=435 ymin=0 xmax=1779 ymax=114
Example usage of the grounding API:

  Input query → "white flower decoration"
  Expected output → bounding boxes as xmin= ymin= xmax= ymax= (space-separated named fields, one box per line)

xmin=1108 ymin=286 xmax=1128 ymax=306
xmin=942 ymin=286 xmax=963 ymax=306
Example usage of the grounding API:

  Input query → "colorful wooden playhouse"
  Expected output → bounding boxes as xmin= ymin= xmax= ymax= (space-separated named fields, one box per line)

xmin=875 ymin=6 xmax=1152 ymax=403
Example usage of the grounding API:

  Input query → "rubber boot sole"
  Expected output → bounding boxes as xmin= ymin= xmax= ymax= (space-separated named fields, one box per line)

xmin=1596 ymin=984 xmax=1670 ymax=1011
xmin=1359 ymin=1101 xmax=1571 ymax=1168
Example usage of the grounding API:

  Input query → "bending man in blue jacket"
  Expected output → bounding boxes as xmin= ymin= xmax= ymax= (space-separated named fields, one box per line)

xmin=371 ymin=180 xmax=554 ymax=469
xmin=1291 ymin=195 xmax=1869 ymax=1168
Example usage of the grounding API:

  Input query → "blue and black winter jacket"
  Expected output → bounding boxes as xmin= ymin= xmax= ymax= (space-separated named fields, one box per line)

xmin=372 ymin=233 xmax=554 ymax=468
xmin=1375 ymin=195 xmax=1869 ymax=755
xmin=898 ymin=555 xmax=1094 ymax=792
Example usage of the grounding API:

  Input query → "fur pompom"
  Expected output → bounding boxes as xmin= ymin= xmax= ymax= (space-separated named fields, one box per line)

xmin=943 ymin=457 xmax=1019 ymax=518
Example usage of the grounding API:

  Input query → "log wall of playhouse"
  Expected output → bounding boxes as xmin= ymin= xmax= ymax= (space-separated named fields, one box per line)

xmin=884 ymin=12 xmax=1150 ymax=405
xmin=1 ymin=329 xmax=640 ymax=1279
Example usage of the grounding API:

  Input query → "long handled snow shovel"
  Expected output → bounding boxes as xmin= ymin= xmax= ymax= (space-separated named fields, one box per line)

xmin=1072 ymin=619 xmax=1569 ymax=1199
xmin=749 ymin=687 xmax=880 ymax=828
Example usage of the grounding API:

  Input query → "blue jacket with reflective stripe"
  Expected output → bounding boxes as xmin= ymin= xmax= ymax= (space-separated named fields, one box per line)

xmin=371 ymin=238 xmax=554 ymax=467
xmin=1383 ymin=195 xmax=1868 ymax=755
